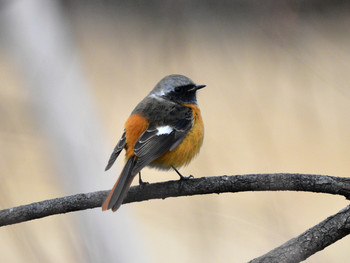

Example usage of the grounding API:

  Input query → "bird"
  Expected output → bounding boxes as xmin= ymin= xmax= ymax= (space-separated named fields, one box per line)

xmin=102 ymin=74 xmax=205 ymax=212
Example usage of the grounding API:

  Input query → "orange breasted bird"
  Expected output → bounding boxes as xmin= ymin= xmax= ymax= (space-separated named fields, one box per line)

xmin=102 ymin=74 xmax=205 ymax=212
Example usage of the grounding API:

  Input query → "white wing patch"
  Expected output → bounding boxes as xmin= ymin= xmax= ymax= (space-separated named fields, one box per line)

xmin=156 ymin=125 xmax=173 ymax=136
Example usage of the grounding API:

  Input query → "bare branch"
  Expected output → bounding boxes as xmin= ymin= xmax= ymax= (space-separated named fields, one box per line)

xmin=1 ymin=173 xmax=350 ymax=227
xmin=250 ymin=205 xmax=350 ymax=263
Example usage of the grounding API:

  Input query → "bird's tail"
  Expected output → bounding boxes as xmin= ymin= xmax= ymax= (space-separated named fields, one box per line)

xmin=102 ymin=157 xmax=136 ymax=212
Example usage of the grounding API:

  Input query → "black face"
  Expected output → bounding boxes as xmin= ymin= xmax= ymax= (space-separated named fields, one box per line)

xmin=166 ymin=84 xmax=205 ymax=104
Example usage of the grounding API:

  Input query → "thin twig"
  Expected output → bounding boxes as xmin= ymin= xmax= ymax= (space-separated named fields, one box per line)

xmin=249 ymin=205 xmax=350 ymax=263
xmin=1 ymin=173 xmax=350 ymax=227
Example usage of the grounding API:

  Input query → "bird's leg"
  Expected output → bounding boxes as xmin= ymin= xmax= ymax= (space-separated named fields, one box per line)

xmin=138 ymin=172 xmax=149 ymax=186
xmin=172 ymin=166 xmax=194 ymax=180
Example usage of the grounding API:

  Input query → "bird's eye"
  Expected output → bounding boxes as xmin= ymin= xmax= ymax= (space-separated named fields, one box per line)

xmin=174 ymin=86 xmax=182 ymax=93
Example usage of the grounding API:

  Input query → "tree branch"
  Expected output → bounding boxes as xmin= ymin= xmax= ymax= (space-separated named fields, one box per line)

xmin=249 ymin=204 xmax=350 ymax=263
xmin=1 ymin=173 xmax=350 ymax=227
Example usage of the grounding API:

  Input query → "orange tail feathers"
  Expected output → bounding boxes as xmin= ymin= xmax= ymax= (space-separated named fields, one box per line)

xmin=102 ymin=157 xmax=137 ymax=212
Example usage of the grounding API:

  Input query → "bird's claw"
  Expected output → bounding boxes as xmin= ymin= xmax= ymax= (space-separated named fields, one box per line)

xmin=179 ymin=174 xmax=194 ymax=181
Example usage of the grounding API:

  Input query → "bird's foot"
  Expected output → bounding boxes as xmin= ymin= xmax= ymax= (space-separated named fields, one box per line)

xmin=171 ymin=166 xmax=194 ymax=181
xmin=179 ymin=174 xmax=194 ymax=181
xmin=138 ymin=172 xmax=149 ymax=186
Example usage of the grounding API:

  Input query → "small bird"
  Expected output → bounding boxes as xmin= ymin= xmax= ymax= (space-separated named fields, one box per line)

xmin=102 ymin=74 xmax=205 ymax=212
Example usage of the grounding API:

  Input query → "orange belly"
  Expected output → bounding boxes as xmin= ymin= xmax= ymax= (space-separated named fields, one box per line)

xmin=150 ymin=104 xmax=204 ymax=169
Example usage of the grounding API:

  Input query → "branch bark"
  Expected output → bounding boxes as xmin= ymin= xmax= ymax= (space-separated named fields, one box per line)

xmin=249 ymin=204 xmax=350 ymax=263
xmin=1 ymin=173 xmax=350 ymax=261
xmin=1 ymin=173 xmax=350 ymax=227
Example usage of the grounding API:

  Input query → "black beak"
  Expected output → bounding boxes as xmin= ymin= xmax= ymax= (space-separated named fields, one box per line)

xmin=194 ymin=84 xmax=206 ymax=91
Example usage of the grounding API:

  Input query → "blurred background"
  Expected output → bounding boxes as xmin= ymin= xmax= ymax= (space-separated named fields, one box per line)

xmin=1 ymin=0 xmax=350 ymax=262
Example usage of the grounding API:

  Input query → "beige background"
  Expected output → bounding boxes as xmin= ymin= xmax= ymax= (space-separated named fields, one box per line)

xmin=1 ymin=1 xmax=350 ymax=262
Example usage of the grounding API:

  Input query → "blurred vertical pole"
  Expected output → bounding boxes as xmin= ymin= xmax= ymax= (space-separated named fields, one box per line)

xmin=1 ymin=0 xmax=147 ymax=262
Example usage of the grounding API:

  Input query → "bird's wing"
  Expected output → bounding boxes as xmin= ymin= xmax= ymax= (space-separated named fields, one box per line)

xmin=131 ymin=114 xmax=193 ymax=174
xmin=105 ymin=131 xmax=126 ymax=171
